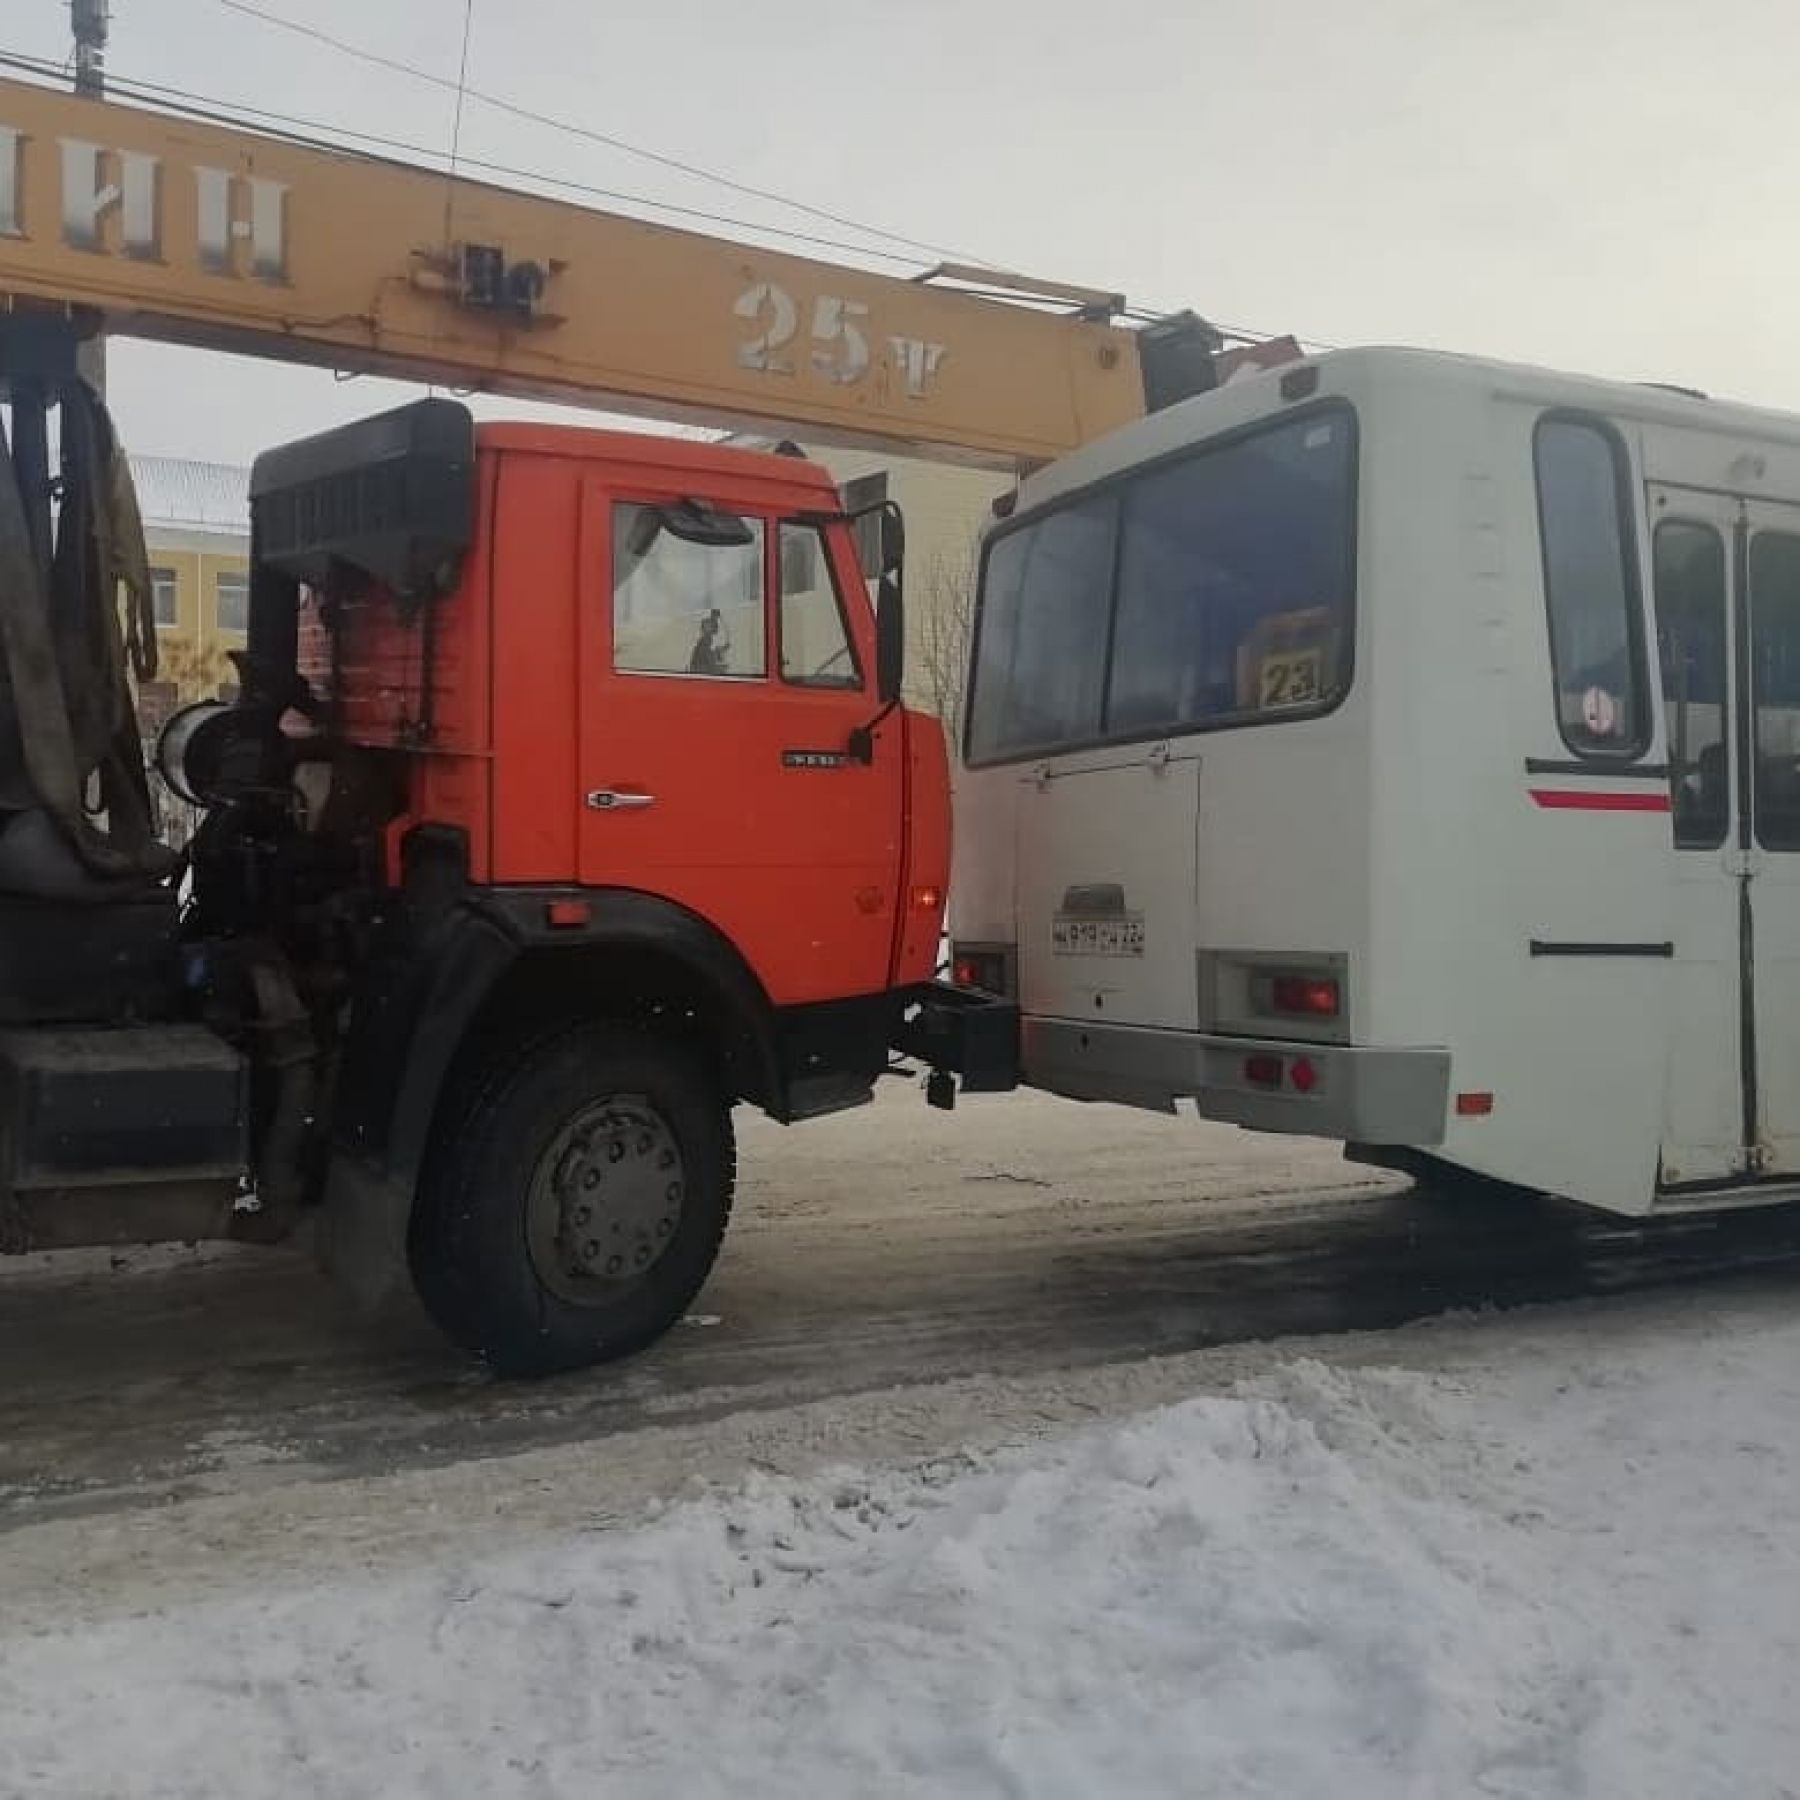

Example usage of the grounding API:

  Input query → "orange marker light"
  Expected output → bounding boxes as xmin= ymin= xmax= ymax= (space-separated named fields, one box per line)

xmin=1455 ymin=1092 xmax=1495 ymax=1117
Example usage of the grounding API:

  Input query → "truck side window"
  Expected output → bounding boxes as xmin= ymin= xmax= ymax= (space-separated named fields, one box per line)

xmin=779 ymin=523 xmax=862 ymax=689
xmin=612 ymin=502 xmax=767 ymax=679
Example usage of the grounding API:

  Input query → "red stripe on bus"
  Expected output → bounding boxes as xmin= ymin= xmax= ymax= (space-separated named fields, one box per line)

xmin=1530 ymin=788 xmax=1672 ymax=813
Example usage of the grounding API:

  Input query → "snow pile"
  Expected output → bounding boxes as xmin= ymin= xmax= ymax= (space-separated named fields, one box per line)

xmin=3 ymin=1346 xmax=1796 ymax=1797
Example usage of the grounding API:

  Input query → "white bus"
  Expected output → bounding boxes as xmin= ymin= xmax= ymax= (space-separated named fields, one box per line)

xmin=949 ymin=346 xmax=1800 ymax=1217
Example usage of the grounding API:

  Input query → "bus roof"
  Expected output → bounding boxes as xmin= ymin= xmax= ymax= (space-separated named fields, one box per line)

xmin=1009 ymin=344 xmax=1800 ymax=522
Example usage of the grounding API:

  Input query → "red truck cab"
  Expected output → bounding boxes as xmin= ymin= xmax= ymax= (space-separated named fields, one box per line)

xmin=120 ymin=398 xmax=1010 ymax=1375
xmin=292 ymin=417 xmax=948 ymax=1009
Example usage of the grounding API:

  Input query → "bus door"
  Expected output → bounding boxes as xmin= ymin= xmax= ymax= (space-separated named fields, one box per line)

xmin=968 ymin=492 xmax=1207 ymax=1034
xmin=1651 ymin=486 xmax=1800 ymax=1185
xmin=1014 ymin=740 xmax=1204 ymax=1031
xmin=976 ymin=407 xmax=1357 ymax=1039
xmin=1742 ymin=499 xmax=1800 ymax=1174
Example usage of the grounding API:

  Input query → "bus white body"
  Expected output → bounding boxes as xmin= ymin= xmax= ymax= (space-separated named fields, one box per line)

xmin=950 ymin=346 xmax=1800 ymax=1217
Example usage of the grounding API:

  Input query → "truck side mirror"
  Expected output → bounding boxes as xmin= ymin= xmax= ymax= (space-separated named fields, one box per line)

xmin=876 ymin=571 xmax=904 ymax=705
xmin=879 ymin=501 xmax=905 ymax=573
xmin=875 ymin=504 xmax=905 ymax=705
xmin=837 ymin=498 xmax=905 ymax=736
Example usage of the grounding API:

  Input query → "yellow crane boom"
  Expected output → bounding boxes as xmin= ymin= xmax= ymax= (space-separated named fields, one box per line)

xmin=0 ymin=75 xmax=1217 ymax=468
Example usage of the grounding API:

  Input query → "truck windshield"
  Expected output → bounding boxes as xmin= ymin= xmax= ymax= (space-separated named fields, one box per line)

xmin=966 ymin=404 xmax=1357 ymax=764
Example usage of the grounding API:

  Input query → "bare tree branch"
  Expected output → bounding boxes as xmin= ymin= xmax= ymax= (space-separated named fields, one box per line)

xmin=913 ymin=543 xmax=977 ymax=757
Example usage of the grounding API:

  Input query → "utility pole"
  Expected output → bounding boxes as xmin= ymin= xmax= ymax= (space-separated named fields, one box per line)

xmin=71 ymin=0 xmax=109 ymax=391
xmin=71 ymin=0 xmax=108 ymax=94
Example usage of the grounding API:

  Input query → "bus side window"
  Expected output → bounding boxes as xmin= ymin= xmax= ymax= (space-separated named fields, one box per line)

xmin=1534 ymin=416 xmax=1648 ymax=759
xmin=1652 ymin=521 xmax=1729 ymax=849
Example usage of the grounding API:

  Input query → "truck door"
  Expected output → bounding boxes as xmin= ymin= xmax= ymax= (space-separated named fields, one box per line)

xmin=576 ymin=478 xmax=903 ymax=1007
xmin=1652 ymin=486 xmax=1800 ymax=1187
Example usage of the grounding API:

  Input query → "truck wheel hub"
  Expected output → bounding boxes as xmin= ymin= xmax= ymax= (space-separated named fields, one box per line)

xmin=527 ymin=1097 xmax=685 ymax=1304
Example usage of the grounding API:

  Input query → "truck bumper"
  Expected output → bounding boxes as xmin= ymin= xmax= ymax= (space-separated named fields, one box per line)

xmin=892 ymin=981 xmax=1020 ymax=1095
xmin=1022 ymin=1017 xmax=1450 ymax=1146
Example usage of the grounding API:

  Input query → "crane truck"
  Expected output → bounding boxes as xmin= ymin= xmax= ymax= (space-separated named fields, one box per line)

xmin=0 ymin=72 xmax=1226 ymax=1374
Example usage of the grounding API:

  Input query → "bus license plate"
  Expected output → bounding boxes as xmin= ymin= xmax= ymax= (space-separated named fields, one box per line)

xmin=1052 ymin=915 xmax=1144 ymax=957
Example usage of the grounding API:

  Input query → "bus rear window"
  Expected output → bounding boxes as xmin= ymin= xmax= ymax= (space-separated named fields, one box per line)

xmin=966 ymin=405 xmax=1357 ymax=765
xmin=1107 ymin=412 xmax=1355 ymax=735
xmin=964 ymin=499 xmax=1116 ymax=764
xmin=1534 ymin=414 xmax=1647 ymax=758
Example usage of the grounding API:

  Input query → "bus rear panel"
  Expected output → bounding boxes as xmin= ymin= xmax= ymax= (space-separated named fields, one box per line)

xmin=953 ymin=346 xmax=1800 ymax=1219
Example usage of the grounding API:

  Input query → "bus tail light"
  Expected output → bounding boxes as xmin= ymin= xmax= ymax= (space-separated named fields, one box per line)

xmin=1202 ymin=952 xmax=1349 ymax=1043
xmin=951 ymin=944 xmax=1012 ymax=997
xmin=1242 ymin=961 xmax=1347 ymax=1032
xmin=1270 ymin=976 xmax=1340 ymax=1019
xmin=1243 ymin=1054 xmax=1285 ymax=1090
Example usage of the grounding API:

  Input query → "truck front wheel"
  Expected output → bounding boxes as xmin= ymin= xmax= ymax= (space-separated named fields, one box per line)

xmin=409 ymin=1023 xmax=734 ymax=1377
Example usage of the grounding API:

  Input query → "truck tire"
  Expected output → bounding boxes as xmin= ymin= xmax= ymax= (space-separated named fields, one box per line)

xmin=409 ymin=1022 xmax=734 ymax=1378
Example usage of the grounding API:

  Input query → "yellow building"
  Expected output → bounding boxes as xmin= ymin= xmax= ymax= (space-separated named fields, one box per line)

xmin=128 ymin=455 xmax=251 ymax=730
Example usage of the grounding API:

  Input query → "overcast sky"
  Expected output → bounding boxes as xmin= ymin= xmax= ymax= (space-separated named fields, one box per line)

xmin=7 ymin=0 xmax=1799 ymax=464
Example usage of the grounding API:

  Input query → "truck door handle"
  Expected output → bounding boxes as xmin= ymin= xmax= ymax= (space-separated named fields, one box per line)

xmin=585 ymin=789 xmax=655 ymax=811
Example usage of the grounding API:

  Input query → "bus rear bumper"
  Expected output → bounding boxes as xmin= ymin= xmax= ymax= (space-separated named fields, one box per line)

xmin=1022 ymin=1016 xmax=1450 ymax=1146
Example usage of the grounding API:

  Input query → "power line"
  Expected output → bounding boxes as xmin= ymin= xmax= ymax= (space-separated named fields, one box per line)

xmin=446 ymin=0 xmax=475 ymax=180
xmin=205 ymin=0 xmax=1324 ymax=353
xmin=0 ymin=49 xmax=938 ymax=268
xmin=441 ymin=0 xmax=475 ymax=242
xmin=0 ymin=44 xmax=1319 ymax=349
xmin=210 ymin=0 xmax=998 ymax=271
xmin=434 ymin=0 xmax=477 ymax=397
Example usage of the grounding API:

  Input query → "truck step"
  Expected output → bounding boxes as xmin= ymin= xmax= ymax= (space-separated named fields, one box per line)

xmin=0 ymin=1024 xmax=248 ymax=1193
xmin=785 ymin=1073 xmax=874 ymax=1122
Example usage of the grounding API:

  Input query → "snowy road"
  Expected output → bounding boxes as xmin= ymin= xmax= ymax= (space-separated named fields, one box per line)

xmin=3 ymin=1088 xmax=1800 ymax=1539
xmin=5 ymin=1088 xmax=1800 ymax=1794
xmin=1 ymin=1088 xmax=1393 ymax=1530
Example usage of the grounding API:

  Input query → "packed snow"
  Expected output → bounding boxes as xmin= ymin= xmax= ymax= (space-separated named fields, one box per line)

xmin=4 ymin=1293 xmax=1798 ymax=1798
